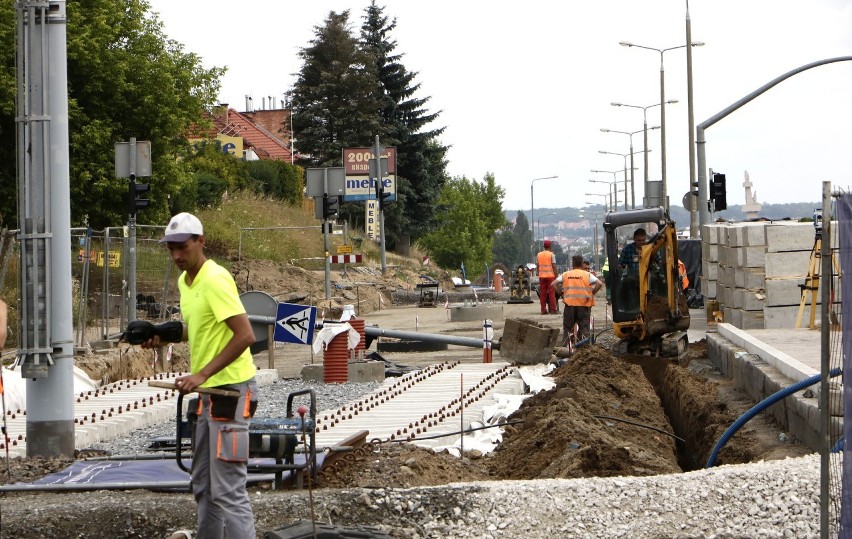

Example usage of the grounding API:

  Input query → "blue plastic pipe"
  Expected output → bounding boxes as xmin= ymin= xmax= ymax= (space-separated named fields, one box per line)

xmin=706 ymin=367 xmax=842 ymax=468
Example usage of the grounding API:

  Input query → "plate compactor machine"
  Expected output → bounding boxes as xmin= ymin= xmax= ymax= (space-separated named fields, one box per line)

xmin=603 ymin=207 xmax=690 ymax=359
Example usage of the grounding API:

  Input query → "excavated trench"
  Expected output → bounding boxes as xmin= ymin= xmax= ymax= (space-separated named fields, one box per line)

xmin=486 ymin=342 xmax=786 ymax=481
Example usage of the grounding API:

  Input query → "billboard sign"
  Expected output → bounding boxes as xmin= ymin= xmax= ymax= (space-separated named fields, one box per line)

xmin=342 ymin=147 xmax=397 ymax=202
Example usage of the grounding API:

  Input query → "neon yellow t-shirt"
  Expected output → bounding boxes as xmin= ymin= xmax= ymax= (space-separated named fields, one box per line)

xmin=178 ymin=259 xmax=256 ymax=387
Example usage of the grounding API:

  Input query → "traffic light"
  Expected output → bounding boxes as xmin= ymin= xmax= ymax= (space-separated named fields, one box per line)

xmin=322 ymin=193 xmax=339 ymax=219
xmin=375 ymin=178 xmax=392 ymax=210
xmin=710 ymin=172 xmax=727 ymax=211
xmin=127 ymin=177 xmax=150 ymax=217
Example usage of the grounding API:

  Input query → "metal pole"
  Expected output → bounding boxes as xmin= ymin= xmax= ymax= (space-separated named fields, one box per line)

xmin=659 ymin=52 xmax=668 ymax=211
xmin=19 ymin=0 xmax=75 ymax=457
xmin=374 ymin=136 xmax=387 ymax=275
xmin=643 ymin=115 xmax=649 ymax=207
xmin=819 ymin=180 xmax=831 ymax=539
xmin=622 ymin=157 xmax=628 ymax=211
xmin=696 ymin=56 xmax=852 ymax=231
xmin=128 ymin=137 xmax=137 ymax=322
xmin=628 ymin=136 xmax=636 ymax=209
xmin=686 ymin=2 xmax=699 ymax=238
xmin=612 ymin=178 xmax=618 ymax=211
xmin=530 ymin=181 xmax=535 ymax=247
xmin=323 ymin=169 xmax=331 ymax=300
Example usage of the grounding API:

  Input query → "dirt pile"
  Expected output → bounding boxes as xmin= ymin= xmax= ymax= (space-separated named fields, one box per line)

xmin=487 ymin=345 xmax=681 ymax=479
xmin=316 ymin=342 xmax=812 ymax=489
xmin=75 ymin=344 xmax=191 ymax=385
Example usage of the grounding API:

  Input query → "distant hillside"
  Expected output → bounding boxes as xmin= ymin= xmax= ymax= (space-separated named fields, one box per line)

xmin=505 ymin=202 xmax=819 ymax=227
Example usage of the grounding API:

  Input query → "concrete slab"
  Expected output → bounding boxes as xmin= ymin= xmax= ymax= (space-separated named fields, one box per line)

xmin=701 ymin=260 xmax=718 ymax=281
xmin=701 ymin=242 xmax=718 ymax=262
xmin=765 ymin=222 xmax=823 ymax=252
xmin=449 ymin=305 xmax=504 ymax=322
xmin=734 ymin=267 xmax=765 ymax=290
xmin=743 ymin=223 xmax=766 ymax=247
xmin=737 ymin=245 xmax=766 ymax=268
xmin=765 ymin=251 xmax=812 ymax=279
xmin=701 ymin=223 xmax=722 ymax=245
xmin=765 ymin=278 xmax=810 ymax=307
xmin=764 ymin=305 xmax=816 ymax=329
xmin=702 ymin=279 xmax=717 ymax=299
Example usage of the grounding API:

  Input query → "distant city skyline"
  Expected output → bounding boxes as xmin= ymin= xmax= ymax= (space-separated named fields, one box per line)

xmin=148 ymin=0 xmax=851 ymax=211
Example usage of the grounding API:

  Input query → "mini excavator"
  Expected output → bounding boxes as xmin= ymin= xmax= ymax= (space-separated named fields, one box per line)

xmin=603 ymin=207 xmax=690 ymax=358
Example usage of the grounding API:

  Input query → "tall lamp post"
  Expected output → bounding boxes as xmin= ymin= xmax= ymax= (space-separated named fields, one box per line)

xmin=579 ymin=208 xmax=604 ymax=269
xmin=598 ymin=150 xmax=645 ymax=210
xmin=620 ymin=40 xmax=704 ymax=210
xmin=610 ymin=101 xmax=675 ymax=205
xmin=530 ymin=175 xmax=558 ymax=249
xmin=600 ymin=126 xmax=658 ymax=209
xmin=585 ymin=192 xmax=610 ymax=213
xmin=590 ymin=171 xmax=620 ymax=210
xmin=685 ymin=1 xmax=700 ymax=238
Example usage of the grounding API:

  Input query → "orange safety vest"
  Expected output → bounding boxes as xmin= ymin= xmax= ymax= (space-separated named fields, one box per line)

xmin=537 ymin=251 xmax=555 ymax=278
xmin=561 ymin=269 xmax=593 ymax=307
xmin=678 ymin=260 xmax=689 ymax=289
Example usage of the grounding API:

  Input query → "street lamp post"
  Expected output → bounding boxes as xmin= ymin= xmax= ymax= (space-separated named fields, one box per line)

xmin=685 ymin=1 xmax=699 ymax=238
xmin=598 ymin=150 xmax=645 ymax=210
xmin=530 ymin=175 xmax=558 ymax=249
xmin=585 ymin=192 xmax=610 ymax=213
xmin=610 ymin=101 xmax=675 ymax=206
xmin=620 ymin=40 xmax=704 ymax=210
xmin=591 ymin=171 xmax=620 ymax=210
xmin=600 ymin=126 xmax=659 ymax=209
xmin=579 ymin=209 xmax=604 ymax=269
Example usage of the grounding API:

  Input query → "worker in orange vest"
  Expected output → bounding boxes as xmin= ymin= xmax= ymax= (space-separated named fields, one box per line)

xmin=554 ymin=254 xmax=602 ymax=344
xmin=536 ymin=239 xmax=558 ymax=315
xmin=678 ymin=259 xmax=689 ymax=290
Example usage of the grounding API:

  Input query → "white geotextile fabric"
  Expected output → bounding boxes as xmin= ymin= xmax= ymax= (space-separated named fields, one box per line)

xmin=1 ymin=364 xmax=98 ymax=412
xmin=311 ymin=322 xmax=360 ymax=355
xmin=435 ymin=365 xmax=556 ymax=457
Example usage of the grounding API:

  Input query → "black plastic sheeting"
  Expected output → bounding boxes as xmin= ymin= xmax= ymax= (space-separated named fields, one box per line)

xmin=24 ymin=454 xmax=323 ymax=490
xmin=677 ymin=238 xmax=702 ymax=291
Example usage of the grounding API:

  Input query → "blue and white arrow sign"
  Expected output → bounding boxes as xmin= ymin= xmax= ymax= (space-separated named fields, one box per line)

xmin=273 ymin=303 xmax=317 ymax=345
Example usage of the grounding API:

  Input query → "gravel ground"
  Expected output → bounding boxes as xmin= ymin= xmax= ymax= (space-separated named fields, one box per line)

xmin=88 ymin=378 xmax=384 ymax=455
xmin=70 ymin=372 xmax=835 ymax=539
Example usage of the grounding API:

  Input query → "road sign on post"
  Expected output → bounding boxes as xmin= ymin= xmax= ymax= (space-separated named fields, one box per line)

xmin=274 ymin=302 xmax=317 ymax=345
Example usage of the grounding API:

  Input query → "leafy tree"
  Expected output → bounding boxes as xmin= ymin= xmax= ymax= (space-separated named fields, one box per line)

xmin=418 ymin=174 xmax=506 ymax=278
xmin=246 ymin=160 xmax=304 ymax=206
xmin=181 ymin=141 xmax=249 ymax=208
xmin=0 ymin=0 xmax=223 ymax=228
xmin=492 ymin=223 xmax=522 ymax=269
xmin=359 ymin=2 xmax=448 ymax=242
xmin=288 ymin=10 xmax=382 ymax=169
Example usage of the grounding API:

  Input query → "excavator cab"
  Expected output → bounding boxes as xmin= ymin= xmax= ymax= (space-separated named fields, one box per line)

xmin=603 ymin=207 xmax=690 ymax=358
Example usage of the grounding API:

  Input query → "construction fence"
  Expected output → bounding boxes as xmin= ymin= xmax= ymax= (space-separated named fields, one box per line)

xmin=1 ymin=225 xmax=176 ymax=351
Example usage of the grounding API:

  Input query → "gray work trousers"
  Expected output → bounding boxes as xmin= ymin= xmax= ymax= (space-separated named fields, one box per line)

xmin=193 ymin=378 xmax=257 ymax=539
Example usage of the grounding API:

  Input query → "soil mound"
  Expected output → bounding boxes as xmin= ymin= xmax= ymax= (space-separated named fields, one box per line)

xmin=488 ymin=345 xmax=681 ymax=479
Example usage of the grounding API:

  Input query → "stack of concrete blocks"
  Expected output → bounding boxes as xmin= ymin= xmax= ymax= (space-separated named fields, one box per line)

xmin=762 ymin=222 xmax=835 ymax=328
xmin=702 ymin=221 xmax=834 ymax=330
xmin=718 ymin=222 xmax=767 ymax=330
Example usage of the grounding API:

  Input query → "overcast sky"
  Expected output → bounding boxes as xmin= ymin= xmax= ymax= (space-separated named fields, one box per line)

xmin=147 ymin=0 xmax=852 ymax=212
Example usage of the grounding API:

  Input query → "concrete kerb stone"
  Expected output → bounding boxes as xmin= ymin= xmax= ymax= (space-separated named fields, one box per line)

xmin=707 ymin=328 xmax=834 ymax=453
xmin=716 ymin=323 xmax=819 ymax=386
xmin=449 ymin=305 xmax=504 ymax=322
xmin=299 ymin=361 xmax=386 ymax=383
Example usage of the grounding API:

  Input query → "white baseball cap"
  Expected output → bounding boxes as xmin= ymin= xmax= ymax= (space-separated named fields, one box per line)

xmin=160 ymin=212 xmax=204 ymax=243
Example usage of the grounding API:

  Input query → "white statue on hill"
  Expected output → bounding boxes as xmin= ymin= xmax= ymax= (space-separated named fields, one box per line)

xmin=742 ymin=170 xmax=762 ymax=220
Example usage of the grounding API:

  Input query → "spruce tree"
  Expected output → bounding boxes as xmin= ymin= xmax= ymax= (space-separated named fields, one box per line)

xmin=289 ymin=11 xmax=381 ymax=169
xmin=360 ymin=2 xmax=448 ymax=243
